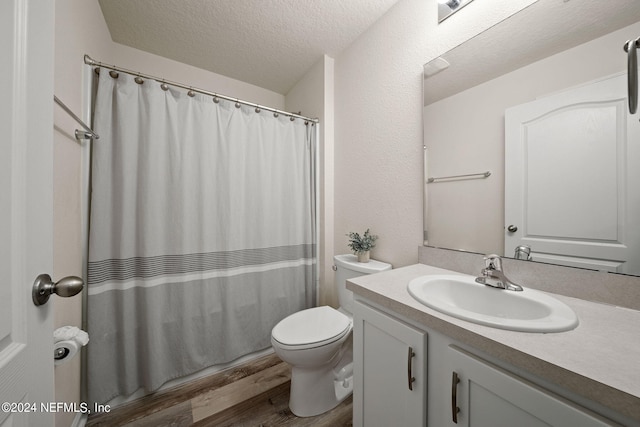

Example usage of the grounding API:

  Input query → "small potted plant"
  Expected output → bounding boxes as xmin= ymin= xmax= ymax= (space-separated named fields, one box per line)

xmin=346 ymin=229 xmax=378 ymax=263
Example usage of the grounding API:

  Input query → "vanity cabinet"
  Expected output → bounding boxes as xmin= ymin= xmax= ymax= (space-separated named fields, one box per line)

xmin=353 ymin=298 xmax=620 ymax=427
xmin=352 ymin=301 xmax=427 ymax=427
xmin=446 ymin=346 xmax=614 ymax=427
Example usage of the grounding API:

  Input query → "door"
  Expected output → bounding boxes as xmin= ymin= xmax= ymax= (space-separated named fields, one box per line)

xmin=353 ymin=301 xmax=427 ymax=427
xmin=505 ymin=74 xmax=640 ymax=273
xmin=0 ymin=1 xmax=55 ymax=425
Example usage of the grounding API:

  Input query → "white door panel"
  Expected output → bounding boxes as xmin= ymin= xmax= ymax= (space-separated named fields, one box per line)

xmin=505 ymin=74 xmax=640 ymax=274
xmin=0 ymin=0 xmax=55 ymax=425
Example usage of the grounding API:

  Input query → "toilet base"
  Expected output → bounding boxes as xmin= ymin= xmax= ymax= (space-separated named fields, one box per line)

xmin=289 ymin=349 xmax=353 ymax=417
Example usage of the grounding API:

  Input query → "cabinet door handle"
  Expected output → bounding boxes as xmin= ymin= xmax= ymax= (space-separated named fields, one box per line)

xmin=452 ymin=371 xmax=460 ymax=423
xmin=407 ymin=347 xmax=416 ymax=390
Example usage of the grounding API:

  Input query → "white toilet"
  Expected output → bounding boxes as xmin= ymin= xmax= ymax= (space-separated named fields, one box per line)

xmin=271 ymin=254 xmax=392 ymax=417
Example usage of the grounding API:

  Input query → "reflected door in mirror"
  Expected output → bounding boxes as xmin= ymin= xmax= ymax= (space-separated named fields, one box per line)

xmin=505 ymin=74 xmax=640 ymax=274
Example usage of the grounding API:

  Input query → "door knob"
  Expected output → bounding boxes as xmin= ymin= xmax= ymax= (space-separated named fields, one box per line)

xmin=625 ymin=38 xmax=640 ymax=114
xmin=507 ymin=225 xmax=518 ymax=233
xmin=32 ymin=274 xmax=84 ymax=306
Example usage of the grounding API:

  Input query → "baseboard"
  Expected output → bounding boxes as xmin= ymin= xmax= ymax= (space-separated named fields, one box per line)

xmin=71 ymin=412 xmax=87 ymax=427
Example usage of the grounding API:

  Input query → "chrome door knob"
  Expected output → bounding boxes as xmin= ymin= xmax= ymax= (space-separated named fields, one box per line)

xmin=507 ymin=225 xmax=518 ymax=233
xmin=32 ymin=274 xmax=84 ymax=306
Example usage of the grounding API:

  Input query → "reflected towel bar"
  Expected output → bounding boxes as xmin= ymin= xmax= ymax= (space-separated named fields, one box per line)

xmin=54 ymin=95 xmax=99 ymax=140
xmin=427 ymin=171 xmax=491 ymax=183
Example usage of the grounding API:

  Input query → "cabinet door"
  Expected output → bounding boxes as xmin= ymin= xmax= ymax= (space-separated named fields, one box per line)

xmin=353 ymin=301 xmax=427 ymax=427
xmin=448 ymin=346 xmax=616 ymax=427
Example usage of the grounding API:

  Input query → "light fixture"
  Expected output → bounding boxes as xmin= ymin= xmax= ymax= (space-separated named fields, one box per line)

xmin=438 ymin=0 xmax=474 ymax=23
xmin=438 ymin=0 xmax=461 ymax=9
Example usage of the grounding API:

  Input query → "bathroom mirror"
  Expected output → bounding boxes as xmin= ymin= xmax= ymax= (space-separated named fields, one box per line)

xmin=438 ymin=0 xmax=475 ymax=23
xmin=423 ymin=0 xmax=640 ymax=276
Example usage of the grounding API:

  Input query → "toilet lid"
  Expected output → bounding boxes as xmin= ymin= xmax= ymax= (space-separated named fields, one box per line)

xmin=272 ymin=306 xmax=351 ymax=347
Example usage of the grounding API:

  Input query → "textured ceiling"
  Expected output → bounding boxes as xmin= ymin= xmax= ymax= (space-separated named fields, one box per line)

xmin=98 ymin=0 xmax=402 ymax=94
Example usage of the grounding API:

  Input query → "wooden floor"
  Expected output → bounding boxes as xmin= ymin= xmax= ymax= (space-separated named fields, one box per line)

xmin=86 ymin=353 xmax=353 ymax=426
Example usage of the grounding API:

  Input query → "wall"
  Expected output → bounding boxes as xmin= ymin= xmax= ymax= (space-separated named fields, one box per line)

xmin=52 ymin=0 xmax=548 ymax=422
xmin=54 ymin=2 xmax=286 ymax=426
xmin=110 ymin=44 xmax=285 ymax=110
xmin=333 ymin=0 xmax=537 ymax=270
xmin=425 ymin=21 xmax=640 ymax=256
xmin=54 ymin=2 xmax=113 ymax=426
xmin=285 ymin=55 xmax=337 ymax=306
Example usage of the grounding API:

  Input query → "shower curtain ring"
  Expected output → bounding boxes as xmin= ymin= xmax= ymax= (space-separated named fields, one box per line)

xmin=235 ymin=100 xmax=241 ymax=108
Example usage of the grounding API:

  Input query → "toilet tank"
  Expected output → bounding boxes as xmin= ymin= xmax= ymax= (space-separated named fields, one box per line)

xmin=333 ymin=254 xmax=392 ymax=314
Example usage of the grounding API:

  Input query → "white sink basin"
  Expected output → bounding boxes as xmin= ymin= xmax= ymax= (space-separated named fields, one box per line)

xmin=407 ymin=275 xmax=579 ymax=333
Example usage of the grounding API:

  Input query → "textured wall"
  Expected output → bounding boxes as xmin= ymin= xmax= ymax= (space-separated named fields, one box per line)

xmin=333 ymin=0 xmax=537 ymax=270
xmin=285 ymin=55 xmax=337 ymax=306
xmin=53 ymin=1 xmax=545 ymax=422
xmin=54 ymin=2 xmax=114 ymax=427
xmin=110 ymin=43 xmax=285 ymax=109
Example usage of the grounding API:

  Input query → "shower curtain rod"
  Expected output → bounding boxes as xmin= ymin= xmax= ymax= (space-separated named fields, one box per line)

xmin=84 ymin=54 xmax=319 ymax=124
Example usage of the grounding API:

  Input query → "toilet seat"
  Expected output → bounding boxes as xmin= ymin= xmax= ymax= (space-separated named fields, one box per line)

xmin=272 ymin=306 xmax=351 ymax=350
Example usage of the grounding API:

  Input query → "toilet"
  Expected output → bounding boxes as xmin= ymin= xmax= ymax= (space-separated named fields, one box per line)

xmin=271 ymin=254 xmax=392 ymax=417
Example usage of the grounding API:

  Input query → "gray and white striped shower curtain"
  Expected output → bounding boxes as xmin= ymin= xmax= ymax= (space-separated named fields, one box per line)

xmin=87 ymin=70 xmax=317 ymax=404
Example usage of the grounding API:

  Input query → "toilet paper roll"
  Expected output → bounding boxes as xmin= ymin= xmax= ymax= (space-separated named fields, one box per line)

xmin=54 ymin=326 xmax=89 ymax=345
xmin=54 ymin=340 xmax=79 ymax=366
xmin=53 ymin=326 xmax=89 ymax=366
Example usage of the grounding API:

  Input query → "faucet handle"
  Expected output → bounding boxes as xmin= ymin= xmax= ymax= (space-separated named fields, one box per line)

xmin=483 ymin=254 xmax=502 ymax=271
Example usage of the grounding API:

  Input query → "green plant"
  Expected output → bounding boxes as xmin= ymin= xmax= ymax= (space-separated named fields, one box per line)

xmin=346 ymin=229 xmax=378 ymax=254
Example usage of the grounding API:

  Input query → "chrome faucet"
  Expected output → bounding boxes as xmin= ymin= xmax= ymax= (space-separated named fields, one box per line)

xmin=475 ymin=254 xmax=523 ymax=292
xmin=514 ymin=245 xmax=532 ymax=261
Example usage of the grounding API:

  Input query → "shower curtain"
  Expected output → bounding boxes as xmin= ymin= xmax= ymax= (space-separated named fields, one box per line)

xmin=86 ymin=70 xmax=317 ymax=404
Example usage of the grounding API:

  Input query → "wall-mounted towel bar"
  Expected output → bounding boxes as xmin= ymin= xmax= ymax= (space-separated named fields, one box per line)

xmin=427 ymin=171 xmax=491 ymax=183
xmin=54 ymin=95 xmax=99 ymax=140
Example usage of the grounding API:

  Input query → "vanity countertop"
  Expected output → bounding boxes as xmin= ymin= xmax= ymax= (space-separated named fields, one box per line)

xmin=346 ymin=263 xmax=640 ymax=423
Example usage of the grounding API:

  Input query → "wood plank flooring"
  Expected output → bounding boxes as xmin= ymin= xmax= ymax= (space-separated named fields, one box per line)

xmin=86 ymin=353 xmax=353 ymax=426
